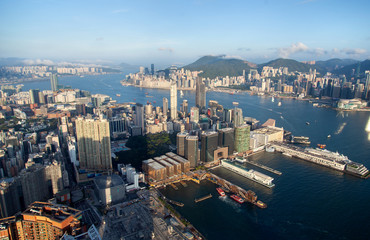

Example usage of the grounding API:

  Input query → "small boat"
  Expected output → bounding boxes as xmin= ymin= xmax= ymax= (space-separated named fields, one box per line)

xmin=327 ymin=135 xmax=331 ymax=138
xmin=230 ymin=195 xmax=244 ymax=204
xmin=272 ymin=96 xmax=275 ymax=102
xmin=229 ymin=92 xmax=235 ymax=95
xmin=116 ymin=94 xmax=121 ymax=97
xmin=278 ymin=101 xmax=282 ymax=107
xmin=216 ymin=188 xmax=226 ymax=197
xmin=180 ymin=90 xmax=184 ymax=97
xmin=256 ymin=200 xmax=267 ymax=208
xmin=145 ymin=92 xmax=149 ymax=95
xmin=317 ymin=144 xmax=326 ymax=149
xmin=306 ymin=122 xmax=310 ymax=125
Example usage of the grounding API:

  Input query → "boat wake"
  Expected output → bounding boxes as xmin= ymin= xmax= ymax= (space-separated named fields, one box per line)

xmin=334 ymin=122 xmax=347 ymax=135
xmin=219 ymin=196 xmax=242 ymax=212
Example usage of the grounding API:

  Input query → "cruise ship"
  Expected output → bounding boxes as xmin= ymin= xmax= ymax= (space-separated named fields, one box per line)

xmin=221 ymin=160 xmax=275 ymax=188
xmin=272 ymin=143 xmax=369 ymax=178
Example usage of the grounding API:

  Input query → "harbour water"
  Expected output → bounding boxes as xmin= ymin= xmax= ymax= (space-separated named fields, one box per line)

xmin=22 ymin=74 xmax=370 ymax=239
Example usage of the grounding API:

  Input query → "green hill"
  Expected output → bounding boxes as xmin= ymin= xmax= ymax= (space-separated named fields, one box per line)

xmin=183 ymin=55 xmax=256 ymax=79
xmin=315 ymin=58 xmax=358 ymax=72
xmin=332 ymin=59 xmax=370 ymax=78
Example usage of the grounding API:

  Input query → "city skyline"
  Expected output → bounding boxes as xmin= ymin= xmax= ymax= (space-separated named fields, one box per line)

xmin=0 ymin=0 xmax=370 ymax=68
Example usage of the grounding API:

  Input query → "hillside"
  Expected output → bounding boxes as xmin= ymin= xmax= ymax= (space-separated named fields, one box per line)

xmin=315 ymin=58 xmax=359 ymax=72
xmin=183 ymin=55 xmax=256 ymax=79
xmin=332 ymin=59 xmax=370 ymax=78
xmin=258 ymin=58 xmax=323 ymax=73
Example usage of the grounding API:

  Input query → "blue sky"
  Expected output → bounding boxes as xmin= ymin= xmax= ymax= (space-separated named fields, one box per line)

xmin=0 ymin=0 xmax=369 ymax=67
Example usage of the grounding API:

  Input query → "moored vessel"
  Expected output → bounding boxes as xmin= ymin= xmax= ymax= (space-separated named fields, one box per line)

xmin=230 ymin=194 xmax=244 ymax=204
xmin=317 ymin=144 xmax=326 ymax=149
xmin=216 ymin=188 xmax=226 ymax=197
xmin=256 ymin=200 xmax=267 ymax=208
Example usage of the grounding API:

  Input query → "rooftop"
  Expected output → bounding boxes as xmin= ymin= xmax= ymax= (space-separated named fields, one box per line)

xmin=94 ymin=174 xmax=124 ymax=189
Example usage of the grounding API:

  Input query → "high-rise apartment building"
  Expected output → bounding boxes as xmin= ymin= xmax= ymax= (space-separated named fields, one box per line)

xmin=200 ymin=131 xmax=218 ymax=162
xmin=218 ymin=128 xmax=235 ymax=155
xmin=176 ymin=132 xmax=187 ymax=156
xmin=170 ymin=81 xmax=177 ymax=120
xmin=196 ymin=77 xmax=206 ymax=111
xmin=190 ymin=107 xmax=199 ymax=123
xmin=233 ymin=108 xmax=243 ymax=127
xmin=75 ymin=117 xmax=112 ymax=170
xmin=185 ymin=135 xmax=198 ymax=168
xmin=234 ymin=124 xmax=250 ymax=153
xmin=50 ymin=74 xmax=59 ymax=92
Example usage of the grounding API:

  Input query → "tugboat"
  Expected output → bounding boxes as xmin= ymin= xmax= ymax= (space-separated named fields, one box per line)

xmin=216 ymin=188 xmax=226 ymax=197
xmin=230 ymin=194 xmax=244 ymax=204
xmin=256 ymin=200 xmax=267 ymax=208
xmin=317 ymin=144 xmax=326 ymax=149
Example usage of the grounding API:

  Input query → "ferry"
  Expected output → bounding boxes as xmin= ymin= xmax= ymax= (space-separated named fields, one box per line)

xmin=116 ymin=93 xmax=121 ymax=97
xmin=230 ymin=195 xmax=244 ymax=204
xmin=256 ymin=200 xmax=267 ymax=208
xmin=216 ymin=188 xmax=226 ymax=197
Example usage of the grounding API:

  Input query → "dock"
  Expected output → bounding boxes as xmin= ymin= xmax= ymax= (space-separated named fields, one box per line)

xmin=166 ymin=199 xmax=184 ymax=207
xmin=244 ymin=159 xmax=282 ymax=175
xmin=194 ymin=194 xmax=212 ymax=203
xmin=180 ymin=181 xmax=187 ymax=187
xmin=170 ymin=183 xmax=178 ymax=190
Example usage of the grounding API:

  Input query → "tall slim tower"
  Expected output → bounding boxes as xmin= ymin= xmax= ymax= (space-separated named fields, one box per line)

xmin=50 ymin=74 xmax=59 ymax=92
xmin=75 ymin=117 xmax=112 ymax=170
xmin=134 ymin=103 xmax=144 ymax=134
xmin=170 ymin=81 xmax=177 ymax=120
xmin=29 ymin=89 xmax=40 ymax=104
xmin=163 ymin=97 xmax=168 ymax=116
xmin=196 ymin=77 xmax=206 ymax=111
xmin=185 ymin=135 xmax=198 ymax=168
xmin=365 ymin=70 xmax=370 ymax=100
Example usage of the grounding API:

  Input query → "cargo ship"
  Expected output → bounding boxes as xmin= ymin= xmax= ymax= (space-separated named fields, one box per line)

xmin=230 ymin=195 xmax=244 ymax=204
xmin=221 ymin=160 xmax=275 ymax=188
xmin=216 ymin=188 xmax=226 ymax=197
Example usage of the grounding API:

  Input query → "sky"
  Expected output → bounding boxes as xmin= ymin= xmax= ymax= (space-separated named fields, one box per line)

xmin=0 ymin=0 xmax=370 ymax=67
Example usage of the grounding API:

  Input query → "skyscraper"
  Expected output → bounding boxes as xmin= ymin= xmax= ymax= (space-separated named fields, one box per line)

xmin=234 ymin=124 xmax=250 ymax=153
xmin=200 ymin=131 xmax=218 ymax=162
xmin=75 ymin=117 xmax=112 ymax=170
xmin=233 ymin=108 xmax=243 ymax=127
xmin=182 ymin=99 xmax=188 ymax=115
xmin=190 ymin=107 xmax=199 ymax=123
xmin=170 ymin=81 xmax=177 ymax=120
xmin=177 ymin=132 xmax=187 ymax=156
xmin=50 ymin=74 xmax=59 ymax=92
xmin=29 ymin=89 xmax=40 ymax=104
xmin=196 ymin=77 xmax=206 ymax=111
xmin=163 ymin=97 xmax=168 ymax=116
xmin=185 ymin=135 xmax=198 ymax=168
xmin=151 ymin=64 xmax=155 ymax=75
xmin=218 ymin=128 xmax=235 ymax=155
xmin=365 ymin=70 xmax=370 ymax=99
xmin=133 ymin=103 xmax=144 ymax=135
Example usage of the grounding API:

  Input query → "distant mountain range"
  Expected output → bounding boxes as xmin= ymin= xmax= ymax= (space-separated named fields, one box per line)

xmin=183 ymin=55 xmax=369 ymax=79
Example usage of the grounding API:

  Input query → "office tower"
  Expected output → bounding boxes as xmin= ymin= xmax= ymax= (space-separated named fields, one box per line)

xmin=75 ymin=117 xmax=112 ymax=170
xmin=234 ymin=124 xmax=250 ymax=153
xmin=50 ymin=74 xmax=59 ymax=92
xmin=196 ymin=77 xmax=206 ymax=111
xmin=190 ymin=107 xmax=199 ymax=123
xmin=218 ymin=128 xmax=235 ymax=155
xmin=200 ymin=131 xmax=219 ymax=162
xmin=29 ymin=89 xmax=40 ymax=104
xmin=185 ymin=135 xmax=198 ymax=168
xmin=133 ymin=103 xmax=144 ymax=134
xmin=177 ymin=132 xmax=187 ymax=156
xmin=109 ymin=117 xmax=126 ymax=135
xmin=151 ymin=64 xmax=155 ymax=75
xmin=163 ymin=97 xmax=168 ymax=116
xmin=170 ymin=81 xmax=177 ymax=120
xmin=233 ymin=108 xmax=243 ymax=127
xmin=182 ymin=100 xmax=188 ymax=115
xmin=365 ymin=71 xmax=370 ymax=99
xmin=17 ymin=202 xmax=82 ymax=239
xmin=38 ymin=91 xmax=45 ymax=104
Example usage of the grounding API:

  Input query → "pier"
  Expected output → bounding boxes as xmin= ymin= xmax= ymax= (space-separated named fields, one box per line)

xmin=170 ymin=183 xmax=178 ymax=190
xmin=194 ymin=194 xmax=212 ymax=203
xmin=166 ymin=199 xmax=184 ymax=207
xmin=244 ymin=159 xmax=282 ymax=175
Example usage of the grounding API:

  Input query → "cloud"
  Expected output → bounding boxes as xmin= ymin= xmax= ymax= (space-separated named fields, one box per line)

xmin=221 ymin=55 xmax=243 ymax=60
xmin=340 ymin=48 xmax=367 ymax=55
xmin=96 ymin=37 xmax=104 ymax=41
xmin=237 ymin=47 xmax=251 ymax=51
xmin=158 ymin=47 xmax=174 ymax=53
xmin=277 ymin=42 xmax=309 ymax=58
xmin=22 ymin=59 xmax=54 ymax=65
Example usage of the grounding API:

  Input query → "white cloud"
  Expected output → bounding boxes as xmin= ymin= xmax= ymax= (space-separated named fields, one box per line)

xmin=158 ymin=47 xmax=174 ymax=53
xmin=340 ymin=48 xmax=367 ymax=55
xmin=278 ymin=42 xmax=309 ymax=58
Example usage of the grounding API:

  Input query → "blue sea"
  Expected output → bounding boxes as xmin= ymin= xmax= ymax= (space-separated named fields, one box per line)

xmin=22 ymin=74 xmax=370 ymax=240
